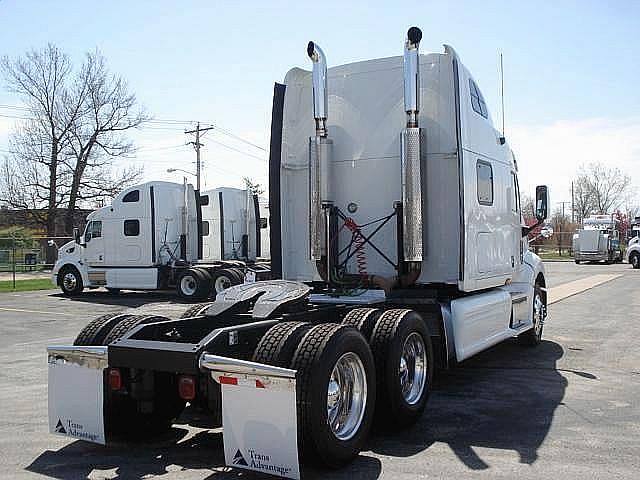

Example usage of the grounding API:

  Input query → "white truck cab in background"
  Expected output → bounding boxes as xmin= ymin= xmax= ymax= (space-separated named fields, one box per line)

xmin=625 ymin=217 xmax=640 ymax=268
xmin=52 ymin=181 xmax=270 ymax=298
xmin=573 ymin=214 xmax=622 ymax=264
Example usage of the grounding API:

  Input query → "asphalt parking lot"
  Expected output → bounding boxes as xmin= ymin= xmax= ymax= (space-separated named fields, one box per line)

xmin=0 ymin=262 xmax=638 ymax=479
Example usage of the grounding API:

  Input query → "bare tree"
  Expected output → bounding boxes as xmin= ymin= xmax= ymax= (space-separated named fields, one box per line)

xmin=1 ymin=45 xmax=145 ymax=235
xmin=572 ymin=175 xmax=594 ymax=225
xmin=243 ymin=176 xmax=265 ymax=196
xmin=62 ymin=51 xmax=146 ymax=233
xmin=521 ymin=194 xmax=535 ymax=221
xmin=1 ymin=44 xmax=84 ymax=235
xmin=575 ymin=162 xmax=631 ymax=218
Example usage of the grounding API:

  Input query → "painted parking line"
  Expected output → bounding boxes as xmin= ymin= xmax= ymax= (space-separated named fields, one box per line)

xmin=0 ymin=306 xmax=74 ymax=316
xmin=548 ymin=274 xmax=623 ymax=304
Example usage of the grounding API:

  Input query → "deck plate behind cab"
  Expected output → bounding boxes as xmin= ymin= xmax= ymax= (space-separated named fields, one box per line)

xmin=205 ymin=280 xmax=312 ymax=319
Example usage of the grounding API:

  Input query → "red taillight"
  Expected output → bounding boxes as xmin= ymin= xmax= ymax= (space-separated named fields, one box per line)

xmin=178 ymin=375 xmax=196 ymax=400
xmin=108 ymin=368 xmax=122 ymax=391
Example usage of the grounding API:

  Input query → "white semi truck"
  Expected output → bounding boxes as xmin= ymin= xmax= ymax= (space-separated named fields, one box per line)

xmin=51 ymin=181 xmax=270 ymax=299
xmin=625 ymin=216 xmax=640 ymax=268
xmin=572 ymin=214 xmax=622 ymax=264
xmin=47 ymin=28 xmax=549 ymax=478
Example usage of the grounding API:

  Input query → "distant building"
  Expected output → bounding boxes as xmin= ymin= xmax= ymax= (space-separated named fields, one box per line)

xmin=0 ymin=207 xmax=92 ymax=236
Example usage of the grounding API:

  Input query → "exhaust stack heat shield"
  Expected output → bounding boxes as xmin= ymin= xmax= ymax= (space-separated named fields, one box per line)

xmin=401 ymin=27 xmax=424 ymax=263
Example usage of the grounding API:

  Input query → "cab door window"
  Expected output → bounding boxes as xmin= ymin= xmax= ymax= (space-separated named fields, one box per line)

xmin=85 ymin=221 xmax=102 ymax=241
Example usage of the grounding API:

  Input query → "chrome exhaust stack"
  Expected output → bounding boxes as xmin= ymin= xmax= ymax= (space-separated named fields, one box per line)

xmin=308 ymin=41 xmax=333 ymax=262
xmin=400 ymin=26 xmax=424 ymax=265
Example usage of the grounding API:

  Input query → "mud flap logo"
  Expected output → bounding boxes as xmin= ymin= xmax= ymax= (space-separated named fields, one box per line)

xmin=232 ymin=449 xmax=248 ymax=466
xmin=54 ymin=419 xmax=66 ymax=434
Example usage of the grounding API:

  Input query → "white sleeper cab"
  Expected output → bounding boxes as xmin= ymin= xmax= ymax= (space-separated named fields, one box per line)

xmin=48 ymin=27 xmax=549 ymax=479
xmin=51 ymin=181 xmax=270 ymax=299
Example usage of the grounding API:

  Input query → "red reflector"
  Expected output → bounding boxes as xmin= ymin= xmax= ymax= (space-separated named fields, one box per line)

xmin=108 ymin=368 xmax=122 ymax=391
xmin=219 ymin=376 xmax=238 ymax=386
xmin=178 ymin=375 xmax=196 ymax=400
xmin=255 ymin=379 xmax=265 ymax=389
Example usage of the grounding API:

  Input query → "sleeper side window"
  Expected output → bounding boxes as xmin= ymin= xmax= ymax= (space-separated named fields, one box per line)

xmin=477 ymin=160 xmax=494 ymax=206
xmin=200 ymin=195 xmax=209 ymax=206
xmin=469 ymin=79 xmax=488 ymax=119
xmin=202 ymin=221 xmax=210 ymax=236
xmin=124 ymin=219 xmax=140 ymax=236
xmin=122 ymin=189 xmax=140 ymax=203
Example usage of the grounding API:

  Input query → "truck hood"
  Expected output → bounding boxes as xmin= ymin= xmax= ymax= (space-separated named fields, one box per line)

xmin=56 ymin=240 xmax=82 ymax=261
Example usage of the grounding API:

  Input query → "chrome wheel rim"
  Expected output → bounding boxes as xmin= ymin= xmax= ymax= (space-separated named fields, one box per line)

xmin=62 ymin=272 xmax=77 ymax=291
xmin=326 ymin=352 xmax=367 ymax=441
xmin=214 ymin=275 xmax=232 ymax=293
xmin=400 ymin=332 xmax=427 ymax=405
xmin=533 ymin=292 xmax=545 ymax=338
xmin=180 ymin=275 xmax=197 ymax=296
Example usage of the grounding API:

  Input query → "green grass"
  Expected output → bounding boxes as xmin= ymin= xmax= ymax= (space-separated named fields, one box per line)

xmin=0 ymin=278 xmax=56 ymax=292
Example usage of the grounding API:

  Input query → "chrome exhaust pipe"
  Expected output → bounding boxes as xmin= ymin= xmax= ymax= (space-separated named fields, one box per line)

xmin=403 ymin=27 xmax=422 ymax=127
xmin=400 ymin=26 xmax=424 ymax=265
xmin=308 ymin=41 xmax=333 ymax=263
xmin=307 ymin=41 xmax=328 ymax=137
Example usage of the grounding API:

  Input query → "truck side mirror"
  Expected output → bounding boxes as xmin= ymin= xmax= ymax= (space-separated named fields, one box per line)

xmin=535 ymin=185 xmax=549 ymax=221
xmin=73 ymin=228 xmax=81 ymax=244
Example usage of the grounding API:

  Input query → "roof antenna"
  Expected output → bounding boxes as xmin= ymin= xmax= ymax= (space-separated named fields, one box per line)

xmin=500 ymin=52 xmax=505 ymax=138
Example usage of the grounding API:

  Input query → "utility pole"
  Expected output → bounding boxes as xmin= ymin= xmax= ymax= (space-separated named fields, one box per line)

xmin=185 ymin=122 xmax=214 ymax=192
xmin=571 ymin=181 xmax=575 ymax=224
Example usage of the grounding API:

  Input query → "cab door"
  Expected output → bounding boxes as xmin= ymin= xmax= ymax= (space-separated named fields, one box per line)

xmin=84 ymin=220 xmax=105 ymax=266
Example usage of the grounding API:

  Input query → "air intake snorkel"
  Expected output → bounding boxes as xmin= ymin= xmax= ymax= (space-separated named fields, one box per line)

xmin=400 ymin=26 xmax=424 ymax=274
xmin=307 ymin=41 xmax=334 ymax=273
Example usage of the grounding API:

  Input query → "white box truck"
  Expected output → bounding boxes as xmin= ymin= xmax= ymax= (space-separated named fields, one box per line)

xmin=572 ymin=214 xmax=622 ymax=264
xmin=51 ymin=181 xmax=270 ymax=299
xmin=47 ymin=27 xmax=549 ymax=478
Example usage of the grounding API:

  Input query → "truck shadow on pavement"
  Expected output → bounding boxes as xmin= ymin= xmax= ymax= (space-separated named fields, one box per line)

xmin=370 ymin=338 xmax=582 ymax=471
xmin=26 ymin=339 xmax=587 ymax=479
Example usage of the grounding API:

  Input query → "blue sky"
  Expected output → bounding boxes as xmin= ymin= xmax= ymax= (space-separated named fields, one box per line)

xmin=1 ymin=0 xmax=639 ymax=206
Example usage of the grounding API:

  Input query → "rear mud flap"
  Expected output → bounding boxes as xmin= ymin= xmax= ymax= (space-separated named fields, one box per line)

xmin=200 ymin=354 xmax=300 ymax=479
xmin=47 ymin=346 xmax=107 ymax=445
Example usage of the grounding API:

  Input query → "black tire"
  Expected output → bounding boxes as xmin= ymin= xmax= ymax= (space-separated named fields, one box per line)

xmin=252 ymin=322 xmax=313 ymax=367
xmin=176 ymin=268 xmax=210 ymax=300
xmin=370 ymin=309 xmax=434 ymax=428
xmin=58 ymin=265 xmax=83 ymax=296
xmin=341 ymin=308 xmax=383 ymax=341
xmin=106 ymin=288 xmax=121 ymax=295
xmin=518 ymin=284 xmax=546 ymax=346
xmin=209 ymin=269 xmax=236 ymax=295
xmin=179 ymin=302 xmax=214 ymax=319
xmin=229 ymin=267 xmax=245 ymax=284
xmin=73 ymin=313 xmax=133 ymax=346
xmin=103 ymin=314 xmax=168 ymax=345
xmin=574 ymin=259 xmax=580 ymax=264
xmin=102 ymin=314 xmax=185 ymax=436
xmin=290 ymin=323 xmax=375 ymax=467
xmin=630 ymin=252 xmax=640 ymax=269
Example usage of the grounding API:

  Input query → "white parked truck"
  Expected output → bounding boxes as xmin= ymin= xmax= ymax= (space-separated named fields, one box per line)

xmin=47 ymin=28 xmax=549 ymax=478
xmin=572 ymin=214 xmax=622 ymax=264
xmin=51 ymin=181 xmax=270 ymax=299
xmin=625 ymin=216 xmax=640 ymax=269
